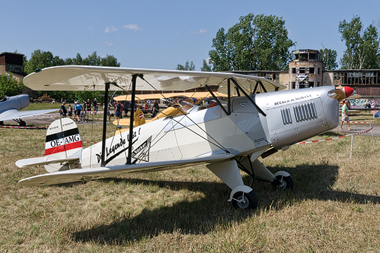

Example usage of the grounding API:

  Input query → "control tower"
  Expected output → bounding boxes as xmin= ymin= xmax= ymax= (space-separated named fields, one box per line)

xmin=289 ymin=49 xmax=324 ymax=89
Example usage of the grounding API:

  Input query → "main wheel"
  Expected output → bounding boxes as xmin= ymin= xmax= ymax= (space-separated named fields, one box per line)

xmin=273 ymin=175 xmax=293 ymax=190
xmin=231 ymin=190 xmax=258 ymax=210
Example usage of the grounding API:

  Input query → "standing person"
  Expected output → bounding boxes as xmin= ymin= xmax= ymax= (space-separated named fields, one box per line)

xmin=86 ymin=99 xmax=91 ymax=113
xmin=73 ymin=101 xmax=78 ymax=121
xmin=67 ymin=104 xmax=73 ymax=119
xmin=107 ymin=103 xmax=112 ymax=122
xmin=151 ymin=100 xmax=159 ymax=117
xmin=75 ymin=101 xmax=82 ymax=122
xmin=60 ymin=102 xmax=67 ymax=118
xmin=124 ymin=100 xmax=130 ymax=117
xmin=115 ymin=101 xmax=122 ymax=119
xmin=120 ymin=102 xmax=124 ymax=119
xmin=339 ymin=100 xmax=350 ymax=131
xmin=93 ymin=98 xmax=98 ymax=115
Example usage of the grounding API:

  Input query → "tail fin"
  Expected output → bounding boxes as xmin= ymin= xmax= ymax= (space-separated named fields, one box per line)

xmin=44 ymin=118 xmax=82 ymax=172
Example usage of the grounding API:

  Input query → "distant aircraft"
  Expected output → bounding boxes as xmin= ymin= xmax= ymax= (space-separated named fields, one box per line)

xmin=16 ymin=66 xmax=354 ymax=210
xmin=0 ymin=94 xmax=57 ymax=125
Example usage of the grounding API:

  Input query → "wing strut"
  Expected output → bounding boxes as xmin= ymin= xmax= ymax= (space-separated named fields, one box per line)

xmin=229 ymin=78 xmax=266 ymax=117
xmin=227 ymin=78 xmax=231 ymax=115
xmin=127 ymin=74 xmax=141 ymax=164
xmin=252 ymin=80 xmax=267 ymax=94
xmin=101 ymin=82 xmax=111 ymax=166
xmin=205 ymin=85 xmax=229 ymax=116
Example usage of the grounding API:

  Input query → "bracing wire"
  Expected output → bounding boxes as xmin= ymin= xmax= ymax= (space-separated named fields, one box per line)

xmin=138 ymin=76 xmax=230 ymax=153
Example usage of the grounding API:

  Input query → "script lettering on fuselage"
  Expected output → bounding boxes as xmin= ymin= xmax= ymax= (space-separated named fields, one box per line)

xmin=106 ymin=138 xmax=126 ymax=157
xmin=273 ymin=94 xmax=313 ymax=106
xmin=95 ymin=130 xmax=140 ymax=164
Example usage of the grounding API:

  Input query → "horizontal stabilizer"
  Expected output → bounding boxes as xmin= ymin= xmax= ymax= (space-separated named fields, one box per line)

xmin=16 ymin=157 xmax=80 ymax=169
xmin=19 ymin=153 xmax=235 ymax=186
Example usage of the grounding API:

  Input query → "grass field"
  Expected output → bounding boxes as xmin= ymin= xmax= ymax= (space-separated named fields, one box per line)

xmin=1 ymin=111 xmax=380 ymax=252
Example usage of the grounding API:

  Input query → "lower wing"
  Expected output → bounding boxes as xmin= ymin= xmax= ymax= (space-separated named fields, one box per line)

xmin=19 ymin=153 xmax=235 ymax=186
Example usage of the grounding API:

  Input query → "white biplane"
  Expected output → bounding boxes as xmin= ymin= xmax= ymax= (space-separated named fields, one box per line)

xmin=15 ymin=66 xmax=354 ymax=210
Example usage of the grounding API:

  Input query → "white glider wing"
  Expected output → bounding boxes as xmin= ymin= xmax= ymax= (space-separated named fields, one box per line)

xmin=23 ymin=66 xmax=286 ymax=95
xmin=19 ymin=153 xmax=236 ymax=186
xmin=0 ymin=108 xmax=57 ymax=121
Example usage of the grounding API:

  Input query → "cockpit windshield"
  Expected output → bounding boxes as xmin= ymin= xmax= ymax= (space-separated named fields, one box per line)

xmin=178 ymin=100 xmax=195 ymax=113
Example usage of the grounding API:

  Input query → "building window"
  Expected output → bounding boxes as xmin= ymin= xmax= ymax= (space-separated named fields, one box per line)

xmin=292 ymin=68 xmax=296 ymax=74
xmin=318 ymin=68 xmax=320 ymax=74
xmin=291 ymin=82 xmax=296 ymax=89
xmin=299 ymin=83 xmax=305 ymax=89
xmin=309 ymin=82 xmax=314 ymax=87
xmin=309 ymin=68 xmax=314 ymax=74
xmin=317 ymin=82 xmax=320 ymax=87
xmin=300 ymin=68 xmax=305 ymax=74
xmin=309 ymin=53 xmax=317 ymax=60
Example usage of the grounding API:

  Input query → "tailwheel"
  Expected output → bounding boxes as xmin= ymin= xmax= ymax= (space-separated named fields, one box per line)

xmin=272 ymin=171 xmax=293 ymax=190
xmin=231 ymin=190 xmax=258 ymax=210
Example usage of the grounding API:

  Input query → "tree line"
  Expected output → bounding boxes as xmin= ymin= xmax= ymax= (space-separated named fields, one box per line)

xmin=21 ymin=51 xmax=120 ymax=102
xmin=2 ymin=13 xmax=379 ymax=98
xmin=177 ymin=14 xmax=380 ymax=72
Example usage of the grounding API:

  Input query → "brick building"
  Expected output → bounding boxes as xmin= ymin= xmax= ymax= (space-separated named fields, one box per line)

xmin=0 ymin=52 xmax=26 ymax=80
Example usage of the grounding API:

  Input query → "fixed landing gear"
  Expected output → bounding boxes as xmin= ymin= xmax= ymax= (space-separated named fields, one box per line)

xmin=271 ymin=171 xmax=293 ymax=190
xmin=207 ymin=158 xmax=293 ymax=211
xmin=231 ymin=190 xmax=258 ymax=210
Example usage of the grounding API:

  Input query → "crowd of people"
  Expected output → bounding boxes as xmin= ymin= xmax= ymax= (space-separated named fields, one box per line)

xmin=108 ymin=99 xmax=160 ymax=122
xmin=59 ymin=97 xmax=162 ymax=124
xmin=59 ymin=98 xmax=98 ymax=122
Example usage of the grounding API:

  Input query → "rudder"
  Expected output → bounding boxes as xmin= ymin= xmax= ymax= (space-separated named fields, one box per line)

xmin=44 ymin=118 xmax=82 ymax=172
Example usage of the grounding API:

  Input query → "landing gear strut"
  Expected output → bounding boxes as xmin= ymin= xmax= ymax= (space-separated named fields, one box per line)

xmin=271 ymin=171 xmax=293 ymax=190
xmin=231 ymin=190 xmax=258 ymax=210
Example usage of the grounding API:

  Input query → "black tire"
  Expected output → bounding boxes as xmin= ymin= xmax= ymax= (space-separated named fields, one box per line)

xmin=274 ymin=175 xmax=293 ymax=190
xmin=232 ymin=190 xmax=258 ymax=210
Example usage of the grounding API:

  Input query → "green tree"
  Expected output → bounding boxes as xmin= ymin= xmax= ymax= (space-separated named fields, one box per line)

xmin=209 ymin=28 xmax=231 ymax=71
xmin=100 ymin=54 xmax=120 ymax=67
xmin=176 ymin=60 xmax=195 ymax=71
xmin=0 ymin=73 xmax=25 ymax=97
xmin=201 ymin=59 xmax=212 ymax=72
xmin=209 ymin=13 xmax=295 ymax=71
xmin=319 ymin=48 xmax=338 ymax=70
xmin=24 ymin=50 xmax=120 ymax=102
xmin=24 ymin=50 xmax=64 ymax=74
xmin=339 ymin=16 xmax=379 ymax=69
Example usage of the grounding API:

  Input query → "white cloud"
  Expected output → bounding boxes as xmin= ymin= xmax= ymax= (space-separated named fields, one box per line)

xmin=105 ymin=26 xmax=117 ymax=33
xmin=192 ymin=29 xmax=207 ymax=34
xmin=123 ymin=24 xmax=142 ymax=30
xmin=105 ymin=41 xmax=114 ymax=46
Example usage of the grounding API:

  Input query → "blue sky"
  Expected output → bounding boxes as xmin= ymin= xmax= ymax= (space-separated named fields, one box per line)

xmin=1 ymin=0 xmax=379 ymax=70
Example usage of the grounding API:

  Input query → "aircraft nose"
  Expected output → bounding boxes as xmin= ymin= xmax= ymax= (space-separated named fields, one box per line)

xmin=328 ymin=86 xmax=355 ymax=101
xmin=342 ymin=87 xmax=355 ymax=98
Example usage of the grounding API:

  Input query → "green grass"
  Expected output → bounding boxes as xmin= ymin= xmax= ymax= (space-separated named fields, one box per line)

xmin=0 ymin=111 xmax=380 ymax=252
xmin=21 ymin=102 xmax=62 ymax=110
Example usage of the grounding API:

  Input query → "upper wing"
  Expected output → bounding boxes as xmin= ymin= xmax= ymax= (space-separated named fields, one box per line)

xmin=23 ymin=66 xmax=286 ymax=95
xmin=0 ymin=109 xmax=57 ymax=121
xmin=18 ymin=153 xmax=235 ymax=186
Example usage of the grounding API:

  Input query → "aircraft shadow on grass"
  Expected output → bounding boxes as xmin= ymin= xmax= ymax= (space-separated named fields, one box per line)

xmin=71 ymin=163 xmax=380 ymax=245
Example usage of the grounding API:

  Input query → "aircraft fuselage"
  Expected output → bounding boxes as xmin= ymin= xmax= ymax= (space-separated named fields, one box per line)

xmin=77 ymin=86 xmax=338 ymax=170
xmin=0 ymin=94 xmax=30 ymax=114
